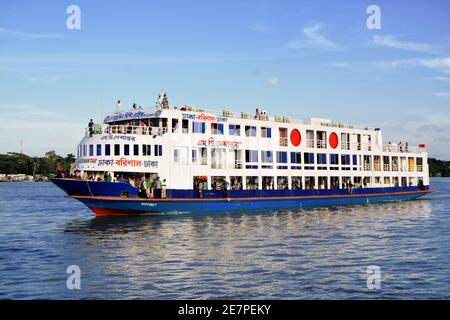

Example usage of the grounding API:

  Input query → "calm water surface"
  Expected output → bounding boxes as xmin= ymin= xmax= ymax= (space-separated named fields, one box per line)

xmin=0 ymin=178 xmax=449 ymax=299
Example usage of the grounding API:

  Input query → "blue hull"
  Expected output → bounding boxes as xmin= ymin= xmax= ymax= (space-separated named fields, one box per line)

xmin=73 ymin=191 xmax=431 ymax=215
xmin=51 ymin=179 xmax=433 ymax=215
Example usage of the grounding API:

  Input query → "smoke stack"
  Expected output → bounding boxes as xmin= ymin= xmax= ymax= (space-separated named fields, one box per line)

xmin=116 ymin=100 xmax=121 ymax=112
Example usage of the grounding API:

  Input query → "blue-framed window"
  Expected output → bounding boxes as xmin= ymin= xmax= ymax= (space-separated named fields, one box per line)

xmin=353 ymin=155 xmax=358 ymax=165
xmin=245 ymin=150 xmax=258 ymax=162
xmin=154 ymin=145 xmax=163 ymax=156
xmin=330 ymin=154 xmax=339 ymax=165
xmin=96 ymin=144 xmax=101 ymax=156
xmin=290 ymin=152 xmax=302 ymax=164
xmin=124 ymin=144 xmax=130 ymax=156
xmin=105 ymin=144 xmax=111 ymax=156
xmin=304 ymin=152 xmax=315 ymax=164
xmin=261 ymin=127 xmax=272 ymax=138
xmin=261 ymin=151 xmax=273 ymax=163
xmin=89 ymin=144 xmax=94 ymax=156
xmin=341 ymin=154 xmax=351 ymax=165
xmin=133 ymin=144 xmax=139 ymax=156
xmin=114 ymin=144 xmax=120 ymax=156
xmin=245 ymin=126 xmax=257 ymax=137
xmin=211 ymin=123 xmax=224 ymax=135
xmin=142 ymin=144 xmax=151 ymax=156
xmin=277 ymin=151 xmax=288 ymax=163
xmin=192 ymin=122 xmax=206 ymax=133
xmin=229 ymin=124 xmax=241 ymax=135
xmin=317 ymin=153 xmax=327 ymax=165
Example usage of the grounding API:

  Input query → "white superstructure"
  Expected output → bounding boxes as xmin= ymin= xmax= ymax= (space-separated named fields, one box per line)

xmin=75 ymin=93 xmax=429 ymax=191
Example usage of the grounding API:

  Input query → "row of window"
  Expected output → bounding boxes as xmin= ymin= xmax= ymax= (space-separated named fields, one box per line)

xmin=79 ymin=144 xmax=163 ymax=157
xmin=191 ymin=122 xmax=272 ymax=138
xmin=244 ymin=151 xmax=358 ymax=165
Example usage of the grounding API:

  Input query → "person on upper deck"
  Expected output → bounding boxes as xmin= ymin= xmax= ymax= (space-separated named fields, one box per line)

xmin=88 ymin=119 xmax=94 ymax=137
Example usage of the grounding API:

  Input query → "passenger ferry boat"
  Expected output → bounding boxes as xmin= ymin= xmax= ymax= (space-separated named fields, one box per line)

xmin=52 ymin=92 xmax=433 ymax=216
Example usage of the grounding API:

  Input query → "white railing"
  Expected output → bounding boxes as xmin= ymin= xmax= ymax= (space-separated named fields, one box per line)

xmin=341 ymin=142 xmax=350 ymax=150
xmin=363 ymin=164 xmax=372 ymax=171
xmin=383 ymin=164 xmax=390 ymax=171
xmin=87 ymin=125 xmax=169 ymax=137
xmin=374 ymin=164 xmax=381 ymax=171
xmin=361 ymin=143 xmax=372 ymax=151
xmin=351 ymin=142 xmax=362 ymax=151
xmin=383 ymin=144 xmax=424 ymax=154
xmin=316 ymin=140 xmax=327 ymax=149
xmin=279 ymin=137 xmax=288 ymax=147
xmin=392 ymin=164 xmax=399 ymax=171
xmin=417 ymin=165 xmax=423 ymax=172
xmin=234 ymin=160 xmax=243 ymax=169
xmin=307 ymin=139 xmax=315 ymax=148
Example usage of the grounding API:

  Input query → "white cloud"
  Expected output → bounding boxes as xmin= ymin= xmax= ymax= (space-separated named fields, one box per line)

xmin=286 ymin=23 xmax=340 ymax=51
xmin=328 ymin=62 xmax=349 ymax=68
xmin=433 ymin=92 xmax=449 ymax=97
xmin=378 ymin=57 xmax=450 ymax=74
xmin=0 ymin=27 xmax=63 ymax=39
xmin=431 ymin=76 xmax=450 ymax=82
xmin=371 ymin=35 xmax=437 ymax=54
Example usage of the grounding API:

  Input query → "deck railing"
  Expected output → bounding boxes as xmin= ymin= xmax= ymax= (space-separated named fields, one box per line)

xmin=316 ymin=140 xmax=327 ymax=149
xmin=87 ymin=125 xmax=169 ymax=137
xmin=279 ymin=138 xmax=288 ymax=147
xmin=383 ymin=144 xmax=424 ymax=154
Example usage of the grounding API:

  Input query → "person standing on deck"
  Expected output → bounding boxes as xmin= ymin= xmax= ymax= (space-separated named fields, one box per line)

xmin=198 ymin=180 xmax=203 ymax=198
xmin=223 ymin=180 xmax=230 ymax=198
xmin=145 ymin=177 xmax=152 ymax=198
xmin=154 ymin=177 xmax=162 ymax=198
xmin=88 ymin=119 xmax=94 ymax=137
xmin=161 ymin=179 xmax=167 ymax=199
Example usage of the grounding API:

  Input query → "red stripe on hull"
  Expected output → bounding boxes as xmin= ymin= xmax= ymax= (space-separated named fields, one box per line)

xmin=89 ymin=207 xmax=157 ymax=216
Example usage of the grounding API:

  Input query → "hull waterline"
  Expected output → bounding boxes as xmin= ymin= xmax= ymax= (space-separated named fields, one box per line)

xmin=68 ymin=190 xmax=434 ymax=216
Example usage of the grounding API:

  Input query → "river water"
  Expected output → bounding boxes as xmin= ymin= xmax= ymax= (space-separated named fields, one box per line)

xmin=0 ymin=178 xmax=449 ymax=299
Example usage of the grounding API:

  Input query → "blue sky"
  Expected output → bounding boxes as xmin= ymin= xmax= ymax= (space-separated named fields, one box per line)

xmin=0 ymin=0 xmax=449 ymax=158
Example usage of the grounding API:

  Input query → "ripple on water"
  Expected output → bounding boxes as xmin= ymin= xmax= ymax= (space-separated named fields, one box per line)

xmin=0 ymin=179 xmax=450 ymax=299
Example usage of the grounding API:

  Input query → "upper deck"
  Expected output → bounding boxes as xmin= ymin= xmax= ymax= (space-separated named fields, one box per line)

xmin=90 ymin=102 xmax=426 ymax=156
xmin=75 ymin=93 xmax=429 ymax=190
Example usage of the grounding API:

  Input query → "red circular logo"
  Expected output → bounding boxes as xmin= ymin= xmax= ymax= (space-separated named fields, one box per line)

xmin=329 ymin=132 xmax=338 ymax=149
xmin=290 ymin=129 xmax=301 ymax=146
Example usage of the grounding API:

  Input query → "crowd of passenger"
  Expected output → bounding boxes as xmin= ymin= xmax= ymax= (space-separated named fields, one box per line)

xmin=68 ymin=170 xmax=167 ymax=199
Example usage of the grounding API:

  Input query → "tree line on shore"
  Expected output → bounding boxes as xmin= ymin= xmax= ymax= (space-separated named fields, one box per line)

xmin=0 ymin=151 xmax=75 ymax=176
xmin=0 ymin=151 xmax=449 ymax=177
